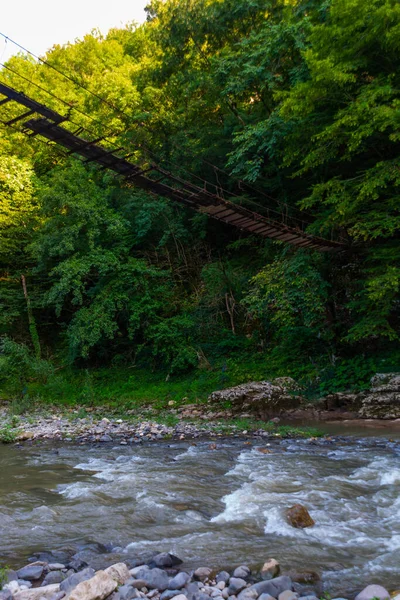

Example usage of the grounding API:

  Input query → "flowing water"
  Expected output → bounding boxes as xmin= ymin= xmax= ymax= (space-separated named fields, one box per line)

xmin=1 ymin=435 xmax=400 ymax=596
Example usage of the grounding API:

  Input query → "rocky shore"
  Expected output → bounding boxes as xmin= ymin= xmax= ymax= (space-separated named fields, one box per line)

xmin=1 ymin=551 xmax=397 ymax=600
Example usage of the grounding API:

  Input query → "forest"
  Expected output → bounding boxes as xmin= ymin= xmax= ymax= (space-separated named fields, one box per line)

xmin=0 ymin=0 xmax=399 ymax=406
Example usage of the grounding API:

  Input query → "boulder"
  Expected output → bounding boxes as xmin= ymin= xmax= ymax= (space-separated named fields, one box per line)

xmin=104 ymin=564 xmax=131 ymax=585
xmin=118 ymin=586 xmax=140 ymax=600
xmin=208 ymin=380 xmax=302 ymax=418
xmin=60 ymin=569 xmax=96 ymax=595
xmin=133 ymin=569 xmax=169 ymax=591
xmin=251 ymin=576 xmax=293 ymax=599
xmin=355 ymin=585 xmax=390 ymax=600
xmin=17 ymin=566 xmax=44 ymax=581
xmin=228 ymin=579 xmax=247 ymax=595
xmin=43 ymin=573 xmax=66 ymax=586
xmin=151 ymin=554 xmax=182 ymax=569
xmin=286 ymin=505 xmax=315 ymax=528
xmin=278 ymin=593 xmax=298 ymax=600
xmin=161 ymin=591 xmax=183 ymax=600
xmin=261 ymin=560 xmax=280 ymax=581
xmin=168 ymin=573 xmax=190 ymax=590
xmin=216 ymin=573 xmax=230 ymax=585
xmin=233 ymin=567 xmax=250 ymax=580
xmin=14 ymin=584 xmax=61 ymax=600
xmin=359 ymin=374 xmax=400 ymax=419
xmin=193 ymin=569 xmax=212 ymax=583
xmin=66 ymin=571 xmax=117 ymax=600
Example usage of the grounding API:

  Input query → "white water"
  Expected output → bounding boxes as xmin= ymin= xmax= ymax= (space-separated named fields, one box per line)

xmin=1 ymin=437 xmax=399 ymax=596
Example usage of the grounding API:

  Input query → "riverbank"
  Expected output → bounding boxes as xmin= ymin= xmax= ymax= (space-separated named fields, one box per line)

xmin=0 ymin=404 xmax=325 ymax=444
xmin=1 ymin=551 xmax=397 ymax=600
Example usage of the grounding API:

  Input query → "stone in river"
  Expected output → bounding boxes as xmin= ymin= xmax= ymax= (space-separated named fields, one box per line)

xmin=233 ymin=567 xmax=250 ymax=580
xmin=261 ymin=560 xmax=280 ymax=581
xmin=118 ymin=585 xmax=140 ymax=600
xmin=151 ymin=554 xmax=183 ymax=569
xmin=14 ymin=584 xmax=61 ymax=600
xmin=251 ymin=576 xmax=293 ymax=599
xmin=49 ymin=565 xmax=67 ymax=572
xmin=0 ymin=591 xmax=13 ymax=600
xmin=228 ymin=578 xmax=248 ymax=595
xmin=60 ymin=568 xmax=96 ymax=594
xmin=169 ymin=596 xmax=187 ymax=600
xmin=194 ymin=568 xmax=212 ymax=582
xmin=129 ymin=566 xmax=149 ymax=578
xmin=43 ymin=572 xmax=66 ymax=586
xmin=216 ymin=573 xmax=230 ymax=585
xmin=134 ymin=569 xmax=169 ymax=591
xmin=286 ymin=505 xmax=315 ymax=529
xmin=259 ymin=595 xmax=276 ymax=600
xmin=168 ymin=573 xmax=190 ymax=590
xmin=67 ymin=571 xmax=117 ymax=600
xmin=17 ymin=566 xmax=44 ymax=581
xmin=355 ymin=586 xmax=390 ymax=600
xmin=104 ymin=564 xmax=131 ymax=585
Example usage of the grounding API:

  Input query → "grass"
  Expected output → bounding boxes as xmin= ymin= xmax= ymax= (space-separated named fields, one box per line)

xmin=212 ymin=417 xmax=323 ymax=438
xmin=0 ymin=424 xmax=17 ymax=444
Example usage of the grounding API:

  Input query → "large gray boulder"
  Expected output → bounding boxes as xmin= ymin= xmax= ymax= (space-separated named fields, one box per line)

xmin=250 ymin=576 xmax=293 ymax=599
xmin=60 ymin=568 xmax=96 ymax=595
xmin=133 ymin=568 xmax=169 ymax=591
xmin=359 ymin=374 xmax=400 ymax=419
xmin=208 ymin=380 xmax=301 ymax=418
xmin=17 ymin=567 xmax=44 ymax=582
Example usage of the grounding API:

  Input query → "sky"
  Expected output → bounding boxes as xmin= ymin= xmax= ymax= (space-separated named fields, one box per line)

xmin=1 ymin=0 xmax=149 ymax=62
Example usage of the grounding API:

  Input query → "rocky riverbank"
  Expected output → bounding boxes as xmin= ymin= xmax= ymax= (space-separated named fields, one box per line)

xmin=1 ymin=551 xmax=397 ymax=600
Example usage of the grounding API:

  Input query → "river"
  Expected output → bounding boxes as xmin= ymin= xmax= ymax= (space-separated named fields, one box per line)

xmin=1 ymin=433 xmax=399 ymax=597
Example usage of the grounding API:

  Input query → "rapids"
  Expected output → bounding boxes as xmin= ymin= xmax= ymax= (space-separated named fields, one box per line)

xmin=1 ymin=436 xmax=399 ymax=597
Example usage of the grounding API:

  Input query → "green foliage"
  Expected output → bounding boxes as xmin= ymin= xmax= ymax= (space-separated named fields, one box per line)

xmin=0 ymin=424 xmax=17 ymax=444
xmin=0 ymin=0 xmax=399 ymax=397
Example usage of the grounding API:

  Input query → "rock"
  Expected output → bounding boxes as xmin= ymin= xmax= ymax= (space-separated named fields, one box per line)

xmin=49 ymin=593 xmax=66 ymax=600
xmin=66 ymin=571 xmax=117 ymax=600
xmin=0 ymin=591 xmax=13 ymax=600
xmin=355 ymin=586 xmax=390 ymax=600
xmin=261 ymin=561 xmax=280 ymax=581
xmin=151 ymin=555 xmax=182 ymax=569
xmin=233 ymin=567 xmax=250 ymax=580
xmin=251 ymin=576 xmax=293 ymax=599
xmin=208 ymin=380 xmax=301 ymax=418
xmin=17 ymin=566 xmax=44 ymax=581
xmin=228 ymin=579 xmax=247 ymax=595
xmin=49 ymin=565 xmax=67 ymax=572
xmin=169 ymin=596 xmax=186 ymax=600
xmin=278 ymin=592 xmax=298 ymax=600
xmin=130 ymin=567 xmax=149 ymax=578
xmin=216 ymin=583 xmax=225 ymax=591
xmin=43 ymin=573 xmax=66 ymax=586
xmin=3 ymin=581 xmax=20 ymax=595
xmin=161 ymin=591 xmax=183 ymax=600
xmin=147 ymin=590 xmax=159 ymax=599
xmin=129 ymin=581 xmax=148 ymax=590
xmin=134 ymin=569 xmax=169 ymax=591
xmin=14 ymin=584 xmax=61 ymax=600
xmin=118 ymin=586 xmax=140 ymax=600
xmin=259 ymin=595 xmax=276 ymax=600
xmin=359 ymin=374 xmax=400 ymax=419
xmin=4 ymin=570 xmax=18 ymax=583
xmin=60 ymin=569 xmax=96 ymax=595
xmin=17 ymin=431 xmax=35 ymax=441
xmin=193 ymin=569 xmax=212 ymax=583
xmin=17 ymin=581 xmax=33 ymax=590
xmin=286 ymin=505 xmax=315 ymax=528
xmin=215 ymin=574 xmax=230 ymax=585
xmin=168 ymin=574 xmax=190 ymax=590
xmin=104 ymin=564 xmax=131 ymax=585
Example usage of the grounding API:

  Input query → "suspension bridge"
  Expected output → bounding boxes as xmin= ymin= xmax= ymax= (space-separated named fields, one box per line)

xmin=0 ymin=81 xmax=345 ymax=252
